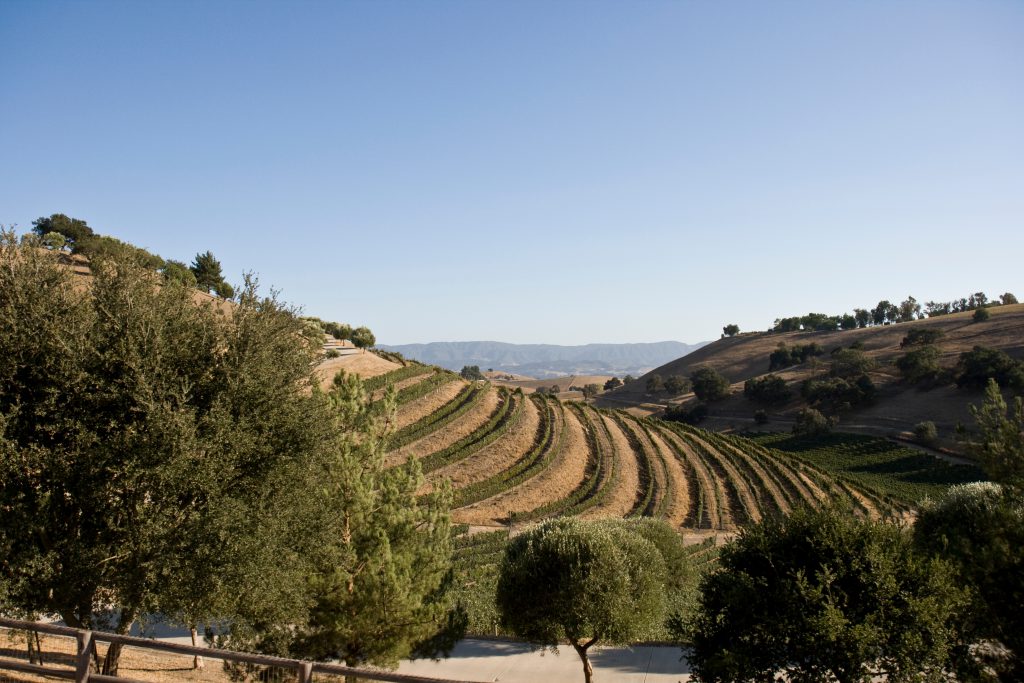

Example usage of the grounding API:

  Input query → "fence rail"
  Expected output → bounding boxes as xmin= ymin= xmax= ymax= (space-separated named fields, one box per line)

xmin=0 ymin=617 xmax=482 ymax=683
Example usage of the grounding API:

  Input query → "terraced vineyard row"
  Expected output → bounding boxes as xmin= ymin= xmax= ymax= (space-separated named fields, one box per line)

xmin=366 ymin=372 xmax=984 ymax=531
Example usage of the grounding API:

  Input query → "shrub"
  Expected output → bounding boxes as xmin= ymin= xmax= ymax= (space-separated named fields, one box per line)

xmin=914 ymin=421 xmax=938 ymax=446
xmin=792 ymin=408 xmax=831 ymax=436
xmin=900 ymin=327 xmax=945 ymax=348
xmin=664 ymin=402 xmax=708 ymax=425
xmin=956 ymin=346 xmax=1024 ymax=390
xmin=688 ymin=507 xmax=965 ymax=683
xmin=743 ymin=374 xmax=791 ymax=405
xmin=664 ymin=375 xmax=690 ymax=395
xmin=973 ymin=306 xmax=991 ymax=322
xmin=690 ymin=366 xmax=730 ymax=402
xmin=896 ymin=345 xmax=942 ymax=383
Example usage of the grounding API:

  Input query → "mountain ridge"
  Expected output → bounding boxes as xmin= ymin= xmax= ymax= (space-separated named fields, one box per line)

xmin=379 ymin=340 xmax=710 ymax=379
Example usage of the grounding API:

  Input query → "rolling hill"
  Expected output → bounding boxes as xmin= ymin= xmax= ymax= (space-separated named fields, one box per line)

xmin=596 ymin=304 xmax=1024 ymax=445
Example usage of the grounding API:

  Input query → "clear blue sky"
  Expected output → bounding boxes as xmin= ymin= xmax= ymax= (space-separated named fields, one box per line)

xmin=2 ymin=1 xmax=1021 ymax=345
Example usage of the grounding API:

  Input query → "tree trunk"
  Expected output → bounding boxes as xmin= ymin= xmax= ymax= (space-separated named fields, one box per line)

xmin=190 ymin=625 xmax=204 ymax=670
xmin=101 ymin=609 xmax=136 ymax=676
xmin=572 ymin=641 xmax=595 ymax=683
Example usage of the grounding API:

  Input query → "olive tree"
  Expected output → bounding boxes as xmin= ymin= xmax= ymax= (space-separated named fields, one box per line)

xmin=496 ymin=518 xmax=668 ymax=683
xmin=688 ymin=506 xmax=964 ymax=683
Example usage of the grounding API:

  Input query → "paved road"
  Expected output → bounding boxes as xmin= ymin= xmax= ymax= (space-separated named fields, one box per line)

xmin=397 ymin=639 xmax=692 ymax=683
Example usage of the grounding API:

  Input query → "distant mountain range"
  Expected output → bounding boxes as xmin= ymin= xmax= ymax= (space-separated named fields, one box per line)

xmin=378 ymin=340 xmax=709 ymax=379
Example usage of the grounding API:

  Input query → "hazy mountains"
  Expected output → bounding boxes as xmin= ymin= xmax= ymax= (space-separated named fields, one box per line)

xmin=379 ymin=340 xmax=709 ymax=379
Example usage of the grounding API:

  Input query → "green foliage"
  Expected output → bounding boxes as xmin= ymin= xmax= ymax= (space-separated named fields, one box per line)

xmin=900 ymin=327 xmax=944 ymax=348
xmin=349 ymin=325 xmax=376 ymax=349
xmin=161 ymin=259 xmax=198 ymax=287
xmin=956 ymin=346 xmax=1024 ymax=390
xmin=497 ymin=518 xmax=667 ymax=683
xmin=748 ymin=432 xmax=985 ymax=505
xmin=663 ymin=401 xmax=708 ymax=425
xmin=722 ymin=324 xmax=739 ymax=337
xmin=829 ymin=348 xmax=875 ymax=378
xmin=896 ymin=345 xmax=942 ymax=383
xmin=688 ymin=506 xmax=965 ymax=683
xmin=293 ymin=374 xmax=461 ymax=669
xmin=419 ymin=389 xmax=520 ymax=474
xmin=31 ymin=213 xmax=94 ymax=246
xmin=801 ymin=374 xmax=875 ymax=412
xmin=743 ymin=374 xmax=791 ymax=405
xmin=582 ymin=383 xmax=601 ymax=399
xmin=646 ymin=373 xmax=665 ymax=393
xmin=460 ymin=365 xmax=485 ymax=380
xmin=0 ymin=234 xmax=333 ymax=668
xmin=690 ymin=366 xmax=730 ymax=402
xmin=363 ymin=364 xmax=432 ymax=392
xmin=213 ymin=280 xmax=234 ymax=299
xmin=792 ymin=407 xmax=831 ymax=436
xmin=623 ymin=374 xmax=635 ymax=384
xmin=769 ymin=342 xmax=824 ymax=370
xmin=967 ymin=379 xmax=1024 ymax=494
xmin=914 ymin=420 xmax=938 ymax=446
xmin=973 ymin=306 xmax=991 ymax=322
xmin=603 ymin=376 xmax=623 ymax=391
xmin=664 ymin=374 xmax=690 ymax=395
xmin=41 ymin=231 xmax=67 ymax=250
xmin=915 ymin=483 xmax=1024 ymax=680
xmin=1001 ymin=292 xmax=1018 ymax=305
xmin=0 ymin=233 xmax=457 ymax=675
xmin=189 ymin=250 xmax=224 ymax=292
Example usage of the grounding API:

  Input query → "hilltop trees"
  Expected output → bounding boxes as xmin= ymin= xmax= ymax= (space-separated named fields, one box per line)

xmin=722 ymin=324 xmax=739 ymax=337
xmin=31 ymin=213 xmax=95 ymax=247
xmin=687 ymin=506 xmax=964 ymax=683
xmin=603 ymin=377 xmax=622 ymax=391
xmin=496 ymin=519 xmax=669 ymax=683
xmin=350 ymin=326 xmax=376 ymax=350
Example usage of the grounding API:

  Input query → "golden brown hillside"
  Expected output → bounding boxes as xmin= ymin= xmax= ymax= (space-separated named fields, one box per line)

xmin=596 ymin=304 xmax=1024 ymax=444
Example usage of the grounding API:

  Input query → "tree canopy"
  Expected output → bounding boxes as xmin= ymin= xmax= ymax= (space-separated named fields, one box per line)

xmin=688 ymin=506 xmax=964 ymax=683
xmin=690 ymin=367 xmax=730 ymax=402
xmin=0 ymin=232 xmax=454 ymax=675
xmin=496 ymin=518 xmax=668 ymax=683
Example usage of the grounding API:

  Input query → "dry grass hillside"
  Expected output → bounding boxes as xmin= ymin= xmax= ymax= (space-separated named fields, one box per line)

xmin=596 ymin=304 xmax=1024 ymax=443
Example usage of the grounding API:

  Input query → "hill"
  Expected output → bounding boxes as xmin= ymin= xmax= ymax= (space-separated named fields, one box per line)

xmin=596 ymin=304 xmax=1024 ymax=445
xmin=378 ymin=340 xmax=708 ymax=379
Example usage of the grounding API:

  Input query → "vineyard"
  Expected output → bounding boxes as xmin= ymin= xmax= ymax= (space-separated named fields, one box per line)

xmin=358 ymin=362 xmax=985 ymax=531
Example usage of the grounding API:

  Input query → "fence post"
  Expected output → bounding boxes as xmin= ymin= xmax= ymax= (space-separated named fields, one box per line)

xmin=75 ymin=630 xmax=92 ymax=683
xmin=298 ymin=661 xmax=313 ymax=683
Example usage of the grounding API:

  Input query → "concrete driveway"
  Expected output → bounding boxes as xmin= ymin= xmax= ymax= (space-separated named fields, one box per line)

xmin=397 ymin=639 xmax=692 ymax=683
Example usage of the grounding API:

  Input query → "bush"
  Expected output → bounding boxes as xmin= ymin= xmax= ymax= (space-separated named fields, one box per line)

xmin=914 ymin=420 xmax=938 ymax=445
xmin=915 ymin=483 xmax=1024 ymax=680
xmin=664 ymin=401 xmax=708 ymax=425
xmin=900 ymin=327 xmax=945 ymax=348
xmin=792 ymin=408 xmax=831 ymax=436
xmin=768 ymin=343 xmax=825 ymax=371
xmin=664 ymin=375 xmax=690 ymax=395
xmin=688 ymin=507 xmax=965 ymax=683
xmin=801 ymin=374 xmax=875 ymax=411
xmin=603 ymin=377 xmax=622 ymax=391
xmin=460 ymin=365 xmax=485 ymax=380
xmin=896 ymin=345 xmax=942 ymax=383
xmin=830 ymin=348 xmax=875 ymax=378
xmin=973 ymin=306 xmax=991 ymax=322
xmin=743 ymin=374 xmax=791 ymax=405
xmin=646 ymin=374 xmax=665 ymax=393
xmin=956 ymin=346 xmax=1024 ymax=390
xmin=690 ymin=366 xmax=730 ymax=402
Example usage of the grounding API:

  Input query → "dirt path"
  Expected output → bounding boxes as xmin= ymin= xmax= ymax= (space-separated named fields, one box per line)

xmin=646 ymin=426 xmax=691 ymax=528
xmin=580 ymin=413 xmax=641 ymax=520
xmin=656 ymin=426 xmax=728 ymax=530
xmin=456 ymin=402 xmax=590 ymax=525
xmin=717 ymin=439 xmax=792 ymax=516
xmin=386 ymin=385 xmax=500 ymax=467
xmin=390 ymin=376 xmax=464 ymax=431
xmin=436 ymin=395 xmax=540 ymax=494
xmin=617 ymin=416 xmax=669 ymax=517
xmin=687 ymin=432 xmax=761 ymax=525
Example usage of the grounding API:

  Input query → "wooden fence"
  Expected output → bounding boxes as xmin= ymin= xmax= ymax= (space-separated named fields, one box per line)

xmin=0 ymin=617 xmax=482 ymax=683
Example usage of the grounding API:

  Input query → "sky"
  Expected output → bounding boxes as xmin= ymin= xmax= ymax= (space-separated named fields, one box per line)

xmin=1 ymin=1 xmax=1022 ymax=346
